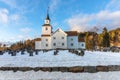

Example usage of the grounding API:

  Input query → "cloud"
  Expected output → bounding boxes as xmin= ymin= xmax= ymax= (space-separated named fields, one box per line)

xmin=0 ymin=8 xmax=20 ymax=25
xmin=0 ymin=0 xmax=41 ymax=14
xmin=0 ymin=0 xmax=17 ymax=8
xmin=0 ymin=8 xmax=9 ymax=24
xmin=10 ymin=14 xmax=20 ymax=21
xmin=66 ymin=10 xmax=120 ymax=32
xmin=106 ymin=0 xmax=120 ymax=11
xmin=20 ymin=27 xmax=31 ymax=34
xmin=66 ymin=0 xmax=120 ymax=32
xmin=10 ymin=35 xmax=27 ymax=42
xmin=49 ymin=0 xmax=60 ymax=13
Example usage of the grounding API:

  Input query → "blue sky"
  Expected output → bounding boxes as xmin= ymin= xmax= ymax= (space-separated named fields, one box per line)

xmin=0 ymin=0 xmax=120 ymax=42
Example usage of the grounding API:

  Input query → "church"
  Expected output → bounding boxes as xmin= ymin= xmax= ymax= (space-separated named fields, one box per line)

xmin=35 ymin=13 xmax=85 ymax=50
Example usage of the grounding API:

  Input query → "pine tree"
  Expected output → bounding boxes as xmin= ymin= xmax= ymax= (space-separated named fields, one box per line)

xmin=102 ymin=27 xmax=110 ymax=47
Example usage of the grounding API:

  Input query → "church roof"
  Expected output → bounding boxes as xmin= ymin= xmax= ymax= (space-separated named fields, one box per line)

xmin=78 ymin=38 xmax=85 ymax=42
xmin=34 ymin=38 xmax=41 ymax=41
xmin=65 ymin=31 xmax=78 ymax=36
xmin=41 ymin=34 xmax=51 ymax=37
xmin=51 ymin=28 xmax=67 ymax=36
xmin=46 ymin=14 xmax=50 ymax=20
xmin=42 ymin=24 xmax=51 ymax=26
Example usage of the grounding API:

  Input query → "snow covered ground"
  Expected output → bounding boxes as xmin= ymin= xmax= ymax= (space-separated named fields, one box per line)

xmin=0 ymin=50 xmax=120 ymax=67
xmin=0 ymin=71 xmax=120 ymax=80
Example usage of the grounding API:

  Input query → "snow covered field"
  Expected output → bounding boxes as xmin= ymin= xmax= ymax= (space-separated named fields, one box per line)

xmin=0 ymin=71 xmax=120 ymax=80
xmin=0 ymin=50 xmax=120 ymax=67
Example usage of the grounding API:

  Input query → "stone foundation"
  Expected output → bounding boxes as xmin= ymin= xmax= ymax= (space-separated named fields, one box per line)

xmin=0 ymin=65 xmax=120 ymax=73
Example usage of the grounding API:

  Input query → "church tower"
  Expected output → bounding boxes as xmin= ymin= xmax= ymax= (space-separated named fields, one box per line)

xmin=41 ymin=8 xmax=52 ymax=50
xmin=42 ymin=12 xmax=52 ymax=35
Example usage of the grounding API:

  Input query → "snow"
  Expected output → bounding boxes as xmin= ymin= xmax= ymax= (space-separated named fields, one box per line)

xmin=0 ymin=50 xmax=120 ymax=67
xmin=0 ymin=71 xmax=120 ymax=80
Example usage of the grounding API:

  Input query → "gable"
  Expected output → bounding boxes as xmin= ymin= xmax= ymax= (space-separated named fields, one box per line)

xmin=52 ymin=28 xmax=67 ymax=36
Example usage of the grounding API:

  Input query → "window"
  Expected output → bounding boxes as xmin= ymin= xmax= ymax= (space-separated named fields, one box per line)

xmin=62 ymin=43 xmax=64 ymax=46
xmin=53 ymin=43 xmax=56 ymax=46
xmin=62 ymin=37 xmax=64 ymax=39
xmin=82 ymin=44 xmax=84 ymax=47
xmin=53 ymin=37 xmax=56 ymax=39
xmin=71 ymin=43 xmax=73 ymax=46
xmin=46 ymin=20 xmax=49 ymax=23
xmin=46 ymin=44 xmax=48 ymax=47
xmin=46 ymin=39 xmax=48 ymax=41
xmin=46 ymin=27 xmax=48 ymax=30
xmin=71 ymin=38 xmax=73 ymax=41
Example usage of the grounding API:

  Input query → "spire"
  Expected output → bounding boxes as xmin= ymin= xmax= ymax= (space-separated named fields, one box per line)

xmin=46 ymin=13 xmax=50 ymax=20
xmin=46 ymin=7 xmax=50 ymax=20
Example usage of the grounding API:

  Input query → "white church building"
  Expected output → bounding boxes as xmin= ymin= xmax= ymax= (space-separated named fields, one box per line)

xmin=35 ymin=14 xmax=85 ymax=50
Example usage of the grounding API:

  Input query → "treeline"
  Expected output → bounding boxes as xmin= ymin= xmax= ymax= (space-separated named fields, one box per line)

xmin=0 ymin=38 xmax=41 ymax=51
xmin=84 ymin=27 xmax=120 ymax=50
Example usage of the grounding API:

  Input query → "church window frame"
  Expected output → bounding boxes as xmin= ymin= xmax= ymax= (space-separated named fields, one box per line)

xmin=71 ymin=43 xmax=74 ymax=46
xmin=53 ymin=37 xmax=56 ymax=39
xmin=62 ymin=37 xmax=64 ymax=39
xmin=81 ymin=44 xmax=84 ymax=47
xmin=46 ymin=39 xmax=48 ymax=41
xmin=71 ymin=38 xmax=73 ymax=41
xmin=46 ymin=27 xmax=48 ymax=30
xmin=53 ymin=43 xmax=56 ymax=46
xmin=62 ymin=43 xmax=64 ymax=46
xmin=46 ymin=44 xmax=48 ymax=47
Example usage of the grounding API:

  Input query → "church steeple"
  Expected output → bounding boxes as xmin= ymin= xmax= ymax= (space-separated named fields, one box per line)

xmin=46 ymin=13 xmax=50 ymax=20
xmin=44 ymin=7 xmax=50 ymax=24
xmin=42 ymin=7 xmax=52 ymax=35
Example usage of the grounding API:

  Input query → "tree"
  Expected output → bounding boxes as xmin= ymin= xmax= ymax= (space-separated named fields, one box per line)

xmin=85 ymin=32 xmax=89 ymax=50
xmin=85 ymin=32 xmax=93 ymax=50
xmin=102 ymin=27 xmax=110 ymax=47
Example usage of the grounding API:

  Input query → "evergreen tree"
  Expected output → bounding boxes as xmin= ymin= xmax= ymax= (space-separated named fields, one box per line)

xmin=102 ymin=27 xmax=110 ymax=47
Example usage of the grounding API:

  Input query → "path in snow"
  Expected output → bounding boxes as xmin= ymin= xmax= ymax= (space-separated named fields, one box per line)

xmin=0 ymin=71 xmax=120 ymax=80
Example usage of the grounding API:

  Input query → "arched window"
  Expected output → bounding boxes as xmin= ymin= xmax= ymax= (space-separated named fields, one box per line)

xmin=46 ymin=44 xmax=48 ymax=47
xmin=82 ymin=44 xmax=84 ymax=46
xmin=62 ymin=43 xmax=64 ymax=46
xmin=53 ymin=43 xmax=56 ymax=46
xmin=62 ymin=37 xmax=64 ymax=39
xmin=71 ymin=43 xmax=73 ymax=46
xmin=46 ymin=27 xmax=48 ymax=30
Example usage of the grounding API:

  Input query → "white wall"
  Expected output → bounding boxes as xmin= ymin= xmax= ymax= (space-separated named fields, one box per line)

xmin=67 ymin=36 xmax=78 ymax=49
xmin=78 ymin=42 xmax=85 ymax=49
xmin=35 ymin=41 xmax=41 ymax=50
xmin=41 ymin=36 xmax=51 ymax=50
xmin=42 ymin=26 xmax=52 ymax=35
xmin=51 ymin=29 xmax=67 ymax=49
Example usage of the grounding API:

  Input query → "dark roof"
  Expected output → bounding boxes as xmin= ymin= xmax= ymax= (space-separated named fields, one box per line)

xmin=34 ymin=38 xmax=41 ymax=41
xmin=42 ymin=24 xmax=51 ymax=26
xmin=78 ymin=38 xmax=85 ymax=42
xmin=41 ymin=34 xmax=50 ymax=37
xmin=46 ymin=14 xmax=50 ymax=20
xmin=65 ymin=31 xmax=78 ymax=36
